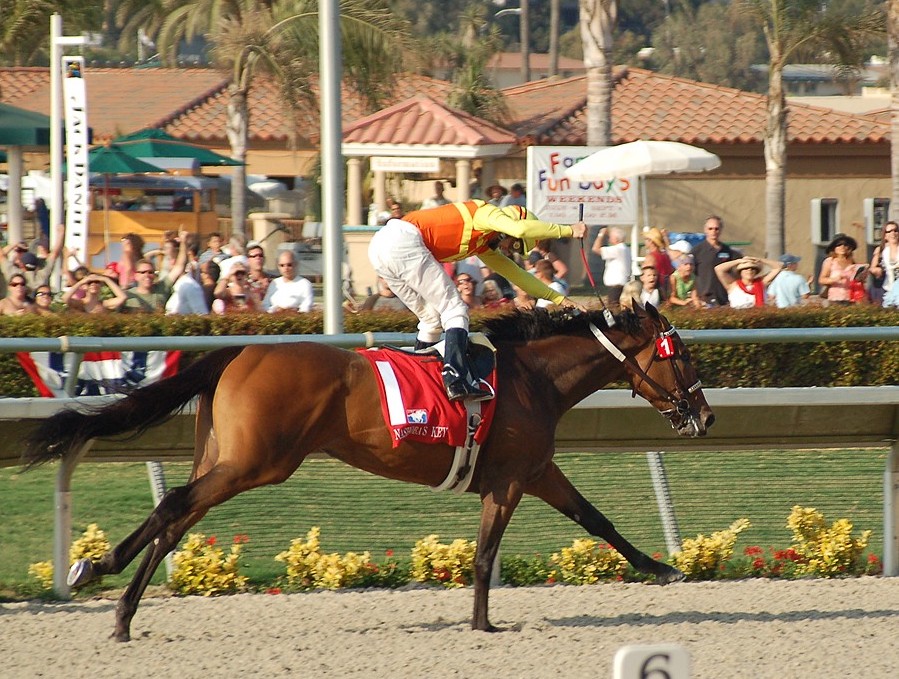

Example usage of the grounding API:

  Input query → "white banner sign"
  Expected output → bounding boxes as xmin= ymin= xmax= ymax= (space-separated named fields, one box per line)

xmin=62 ymin=57 xmax=90 ymax=259
xmin=371 ymin=156 xmax=441 ymax=173
xmin=526 ymin=146 xmax=638 ymax=224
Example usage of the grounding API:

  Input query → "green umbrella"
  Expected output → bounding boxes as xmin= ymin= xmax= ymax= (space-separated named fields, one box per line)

xmin=88 ymin=144 xmax=165 ymax=174
xmin=0 ymin=102 xmax=51 ymax=147
xmin=112 ymin=128 xmax=243 ymax=166
xmin=85 ymin=145 xmax=164 ymax=261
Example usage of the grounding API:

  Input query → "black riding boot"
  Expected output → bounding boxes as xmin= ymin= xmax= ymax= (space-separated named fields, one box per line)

xmin=442 ymin=328 xmax=493 ymax=402
xmin=414 ymin=339 xmax=438 ymax=352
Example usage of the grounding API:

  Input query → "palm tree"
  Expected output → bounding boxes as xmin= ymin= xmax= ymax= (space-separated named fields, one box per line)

xmin=739 ymin=0 xmax=882 ymax=258
xmin=578 ymin=0 xmax=618 ymax=147
xmin=0 ymin=0 xmax=101 ymax=65
xmin=139 ymin=0 xmax=408 ymax=235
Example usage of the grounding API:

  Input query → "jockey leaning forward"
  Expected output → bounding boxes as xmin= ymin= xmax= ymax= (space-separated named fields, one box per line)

xmin=368 ymin=200 xmax=587 ymax=402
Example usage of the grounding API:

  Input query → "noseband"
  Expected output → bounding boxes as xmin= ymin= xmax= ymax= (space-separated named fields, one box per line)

xmin=589 ymin=322 xmax=701 ymax=425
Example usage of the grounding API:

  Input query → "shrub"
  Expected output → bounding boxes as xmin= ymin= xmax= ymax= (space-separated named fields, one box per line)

xmin=410 ymin=534 xmax=476 ymax=588
xmin=671 ymin=518 xmax=750 ymax=580
xmin=786 ymin=505 xmax=871 ymax=577
xmin=550 ymin=539 xmax=629 ymax=584
xmin=170 ymin=533 xmax=249 ymax=596
xmin=274 ymin=526 xmax=374 ymax=590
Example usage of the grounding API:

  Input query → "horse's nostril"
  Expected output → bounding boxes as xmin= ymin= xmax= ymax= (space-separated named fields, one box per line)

xmin=704 ymin=413 xmax=716 ymax=429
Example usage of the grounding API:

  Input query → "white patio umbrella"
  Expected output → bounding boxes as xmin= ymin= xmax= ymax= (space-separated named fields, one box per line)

xmin=564 ymin=140 xmax=721 ymax=181
xmin=565 ymin=140 xmax=721 ymax=277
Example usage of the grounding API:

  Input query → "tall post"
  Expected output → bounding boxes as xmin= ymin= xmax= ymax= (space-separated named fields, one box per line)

xmin=520 ymin=0 xmax=530 ymax=84
xmin=320 ymin=0 xmax=344 ymax=334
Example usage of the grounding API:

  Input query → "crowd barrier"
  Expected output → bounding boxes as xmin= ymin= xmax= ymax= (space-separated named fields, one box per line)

xmin=1 ymin=328 xmax=897 ymax=595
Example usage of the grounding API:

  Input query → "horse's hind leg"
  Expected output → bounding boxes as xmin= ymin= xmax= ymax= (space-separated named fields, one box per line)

xmin=525 ymin=462 xmax=683 ymax=583
xmin=71 ymin=393 xmax=219 ymax=586
xmin=112 ymin=507 xmax=207 ymax=642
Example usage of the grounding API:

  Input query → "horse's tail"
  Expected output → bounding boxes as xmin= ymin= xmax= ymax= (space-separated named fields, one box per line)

xmin=22 ymin=345 xmax=245 ymax=470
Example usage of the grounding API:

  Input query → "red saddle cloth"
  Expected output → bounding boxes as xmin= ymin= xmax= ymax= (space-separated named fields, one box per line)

xmin=356 ymin=347 xmax=497 ymax=448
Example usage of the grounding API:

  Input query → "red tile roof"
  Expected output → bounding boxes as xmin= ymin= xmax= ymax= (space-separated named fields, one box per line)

xmin=502 ymin=67 xmax=891 ymax=146
xmin=0 ymin=67 xmax=227 ymax=142
xmin=342 ymin=95 xmax=515 ymax=145
xmin=164 ymin=74 xmax=457 ymax=143
xmin=1 ymin=65 xmax=889 ymax=150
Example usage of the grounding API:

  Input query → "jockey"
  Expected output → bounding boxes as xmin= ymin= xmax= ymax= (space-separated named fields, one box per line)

xmin=369 ymin=199 xmax=587 ymax=402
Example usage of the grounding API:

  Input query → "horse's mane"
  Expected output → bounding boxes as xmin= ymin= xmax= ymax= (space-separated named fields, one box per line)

xmin=480 ymin=307 xmax=643 ymax=343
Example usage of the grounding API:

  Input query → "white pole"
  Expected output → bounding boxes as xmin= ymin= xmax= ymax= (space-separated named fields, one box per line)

xmin=50 ymin=14 xmax=63 ymax=238
xmin=320 ymin=0 xmax=344 ymax=334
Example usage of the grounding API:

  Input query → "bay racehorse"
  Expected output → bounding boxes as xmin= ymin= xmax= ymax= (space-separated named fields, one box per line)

xmin=23 ymin=305 xmax=713 ymax=641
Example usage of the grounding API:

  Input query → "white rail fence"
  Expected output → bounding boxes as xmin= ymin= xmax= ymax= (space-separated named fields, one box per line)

xmin=1 ymin=328 xmax=897 ymax=595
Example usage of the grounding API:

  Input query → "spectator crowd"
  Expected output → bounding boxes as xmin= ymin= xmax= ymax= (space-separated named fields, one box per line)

xmin=0 ymin=227 xmax=317 ymax=317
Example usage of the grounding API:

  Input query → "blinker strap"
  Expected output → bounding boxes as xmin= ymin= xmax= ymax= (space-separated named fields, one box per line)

xmin=589 ymin=323 xmax=626 ymax=362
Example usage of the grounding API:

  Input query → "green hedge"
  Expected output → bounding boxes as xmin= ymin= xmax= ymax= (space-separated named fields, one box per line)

xmin=0 ymin=305 xmax=897 ymax=396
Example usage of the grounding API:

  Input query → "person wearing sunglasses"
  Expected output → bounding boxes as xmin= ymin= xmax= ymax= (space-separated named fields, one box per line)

xmin=121 ymin=231 xmax=189 ymax=313
xmin=0 ymin=273 xmax=34 ymax=315
xmin=0 ymin=223 xmax=65 ymax=297
xmin=262 ymin=250 xmax=314 ymax=313
xmin=63 ymin=273 xmax=127 ymax=313
xmin=245 ymin=242 xmax=272 ymax=298
xmin=368 ymin=199 xmax=586 ymax=402
xmin=691 ymin=215 xmax=741 ymax=308
xmin=871 ymin=221 xmax=899 ymax=307
xmin=212 ymin=264 xmax=262 ymax=314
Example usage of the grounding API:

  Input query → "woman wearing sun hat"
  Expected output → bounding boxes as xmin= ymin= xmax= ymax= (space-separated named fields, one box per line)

xmin=714 ymin=256 xmax=783 ymax=309
xmin=819 ymin=233 xmax=868 ymax=304
xmin=642 ymin=227 xmax=673 ymax=297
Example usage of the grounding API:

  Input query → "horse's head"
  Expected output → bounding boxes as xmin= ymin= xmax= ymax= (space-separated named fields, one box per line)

xmin=596 ymin=304 xmax=714 ymax=437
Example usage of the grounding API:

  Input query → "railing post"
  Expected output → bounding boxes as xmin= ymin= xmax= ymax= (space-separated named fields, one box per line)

xmin=884 ymin=442 xmax=899 ymax=577
xmin=646 ymin=451 xmax=682 ymax=555
xmin=52 ymin=441 xmax=91 ymax=598
xmin=146 ymin=461 xmax=173 ymax=579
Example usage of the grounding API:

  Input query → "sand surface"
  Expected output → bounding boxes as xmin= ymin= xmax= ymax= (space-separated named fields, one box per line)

xmin=2 ymin=578 xmax=897 ymax=678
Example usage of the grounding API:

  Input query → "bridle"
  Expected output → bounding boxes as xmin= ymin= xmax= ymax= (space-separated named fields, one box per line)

xmin=589 ymin=322 xmax=702 ymax=426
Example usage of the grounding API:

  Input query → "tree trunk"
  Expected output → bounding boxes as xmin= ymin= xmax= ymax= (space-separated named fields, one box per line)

xmin=579 ymin=0 xmax=617 ymax=147
xmin=890 ymin=0 xmax=899 ymax=221
xmin=226 ymin=85 xmax=249 ymax=238
xmin=764 ymin=54 xmax=787 ymax=258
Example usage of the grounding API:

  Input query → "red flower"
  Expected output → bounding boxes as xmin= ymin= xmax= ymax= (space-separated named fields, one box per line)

xmin=385 ymin=549 xmax=394 ymax=558
xmin=233 ymin=534 xmax=250 ymax=544
xmin=744 ymin=546 xmax=764 ymax=557
xmin=266 ymin=587 xmax=282 ymax=595
xmin=206 ymin=536 xmax=217 ymax=546
xmin=752 ymin=558 xmax=766 ymax=570
xmin=868 ymin=554 xmax=880 ymax=564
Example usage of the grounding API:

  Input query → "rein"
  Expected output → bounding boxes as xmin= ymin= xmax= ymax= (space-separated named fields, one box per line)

xmin=588 ymin=322 xmax=701 ymax=423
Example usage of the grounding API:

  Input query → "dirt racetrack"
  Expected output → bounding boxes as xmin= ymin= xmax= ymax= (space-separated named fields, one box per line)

xmin=2 ymin=577 xmax=898 ymax=678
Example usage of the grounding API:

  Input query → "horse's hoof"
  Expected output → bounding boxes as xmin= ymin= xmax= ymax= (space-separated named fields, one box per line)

xmin=110 ymin=629 xmax=131 ymax=643
xmin=656 ymin=566 xmax=685 ymax=586
xmin=66 ymin=558 xmax=94 ymax=588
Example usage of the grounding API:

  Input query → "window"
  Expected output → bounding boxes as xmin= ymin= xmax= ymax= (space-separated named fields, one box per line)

xmin=810 ymin=198 xmax=839 ymax=245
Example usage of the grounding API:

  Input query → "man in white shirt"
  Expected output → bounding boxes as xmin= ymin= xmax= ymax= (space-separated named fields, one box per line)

xmin=420 ymin=181 xmax=450 ymax=210
xmin=592 ymin=227 xmax=632 ymax=305
xmin=262 ymin=250 xmax=314 ymax=312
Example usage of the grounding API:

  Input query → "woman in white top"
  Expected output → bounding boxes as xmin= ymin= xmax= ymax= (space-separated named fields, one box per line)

xmin=714 ymin=256 xmax=782 ymax=309
xmin=871 ymin=221 xmax=899 ymax=306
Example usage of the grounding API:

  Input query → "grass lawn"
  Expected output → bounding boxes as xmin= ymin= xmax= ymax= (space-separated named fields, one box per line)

xmin=0 ymin=448 xmax=886 ymax=592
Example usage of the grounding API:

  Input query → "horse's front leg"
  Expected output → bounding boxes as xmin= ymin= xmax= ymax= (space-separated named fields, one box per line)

xmin=525 ymin=462 xmax=683 ymax=584
xmin=473 ymin=480 xmax=523 ymax=632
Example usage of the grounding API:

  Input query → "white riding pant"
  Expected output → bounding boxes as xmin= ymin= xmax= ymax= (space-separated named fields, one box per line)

xmin=368 ymin=219 xmax=469 ymax=343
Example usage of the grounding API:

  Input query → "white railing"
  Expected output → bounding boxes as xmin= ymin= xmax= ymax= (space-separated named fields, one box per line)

xmin=1 ymin=327 xmax=897 ymax=594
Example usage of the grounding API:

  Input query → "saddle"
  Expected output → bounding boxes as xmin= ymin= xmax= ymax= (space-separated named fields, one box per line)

xmin=356 ymin=334 xmax=498 ymax=493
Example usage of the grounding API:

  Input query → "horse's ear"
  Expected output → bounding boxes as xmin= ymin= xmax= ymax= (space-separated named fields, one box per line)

xmin=644 ymin=301 xmax=661 ymax=320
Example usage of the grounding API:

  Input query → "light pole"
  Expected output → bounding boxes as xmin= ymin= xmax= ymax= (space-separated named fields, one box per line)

xmin=494 ymin=6 xmax=528 ymax=84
